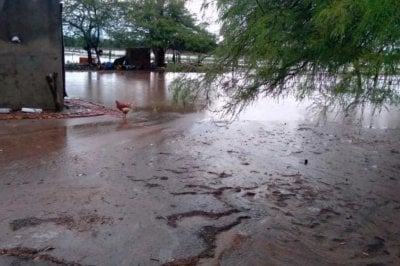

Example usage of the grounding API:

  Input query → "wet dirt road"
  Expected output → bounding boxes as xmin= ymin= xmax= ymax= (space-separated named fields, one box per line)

xmin=0 ymin=71 xmax=400 ymax=266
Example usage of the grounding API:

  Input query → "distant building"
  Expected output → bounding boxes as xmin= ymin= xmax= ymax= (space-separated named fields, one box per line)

xmin=125 ymin=48 xmax=151 ymax=70
xmin=0 ymin=0 xmax=64 ymax=111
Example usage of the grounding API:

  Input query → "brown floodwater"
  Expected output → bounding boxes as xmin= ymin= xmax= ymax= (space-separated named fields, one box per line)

xmin=66 ymin=71 xmax=400 ymax=129
xmin=66 ymin=71 xmax=178 ymax=110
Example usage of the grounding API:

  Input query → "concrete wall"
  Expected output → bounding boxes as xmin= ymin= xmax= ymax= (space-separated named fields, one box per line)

xmin=0 ymin=0 xmax=64 ymax=110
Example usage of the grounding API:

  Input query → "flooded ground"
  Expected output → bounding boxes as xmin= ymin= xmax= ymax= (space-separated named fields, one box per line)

xmin=66 ymin=71 xmax=176 ymax=110
xmin=0 ymin=71 xmax=399 ymax=265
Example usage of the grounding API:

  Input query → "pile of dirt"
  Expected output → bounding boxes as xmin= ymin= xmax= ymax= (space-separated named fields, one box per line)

xmin=0 ymin=99 xmax=119 ymax=120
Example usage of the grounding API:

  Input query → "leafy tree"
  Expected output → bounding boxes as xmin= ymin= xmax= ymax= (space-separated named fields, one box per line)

xmin=118 ymin=0 xmax=217 ymax=67
xmin=63 ymin=0 xmax=118 ymax=64
xmin=63 ymin=35 xmax=85 ymax=47
xmin=179 ymin=0 xmax=400 ymax=114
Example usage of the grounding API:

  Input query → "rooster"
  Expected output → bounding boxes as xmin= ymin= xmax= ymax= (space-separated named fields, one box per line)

xmin=115 ymin=100 xmax=133 ymax=119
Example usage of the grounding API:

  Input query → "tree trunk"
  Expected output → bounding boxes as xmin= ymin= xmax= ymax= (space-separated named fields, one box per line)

xmin=353 ymin=60 xmax=362 ymax=96
xmin=94 ymin=47 xmax=101 ymax=65
xmin=94 ymin=29 xmax=101 ymax=65
xmin=85 ymin=47 xmax=94 ymax=65
xmin=153 ymin=48 xmax=166 ymax=68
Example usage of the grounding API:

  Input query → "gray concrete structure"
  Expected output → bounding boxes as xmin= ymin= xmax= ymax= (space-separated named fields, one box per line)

xmin=0 ymin=0 xmax=64 ymax=110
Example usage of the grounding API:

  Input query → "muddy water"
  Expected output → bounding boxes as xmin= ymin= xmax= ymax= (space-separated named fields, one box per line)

xmin=0 ymin=71 xmax=399 ymax=266
xmin=66 ymin=71 xmax=179 ymax=111
xmin=66 ymin=71 xmax=400 ymax=129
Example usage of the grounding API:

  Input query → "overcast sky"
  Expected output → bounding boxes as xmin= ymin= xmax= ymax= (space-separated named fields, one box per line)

xmin=186 ymin=0 xmax=220 ymax=35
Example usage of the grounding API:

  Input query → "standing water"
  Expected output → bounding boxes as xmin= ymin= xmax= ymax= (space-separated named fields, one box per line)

xmin=66 ymin=71 xmax=400 ymax=129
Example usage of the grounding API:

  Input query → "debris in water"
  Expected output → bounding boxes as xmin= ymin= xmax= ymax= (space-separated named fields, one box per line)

xmin=0 ymin=108 xmax=11 ymax=114
xmin=244 ymin=192 xmax=256 ymax=197
xmin=207 ymin=171 xmax=232 ymax=178
xmin=21 ymin=107 xmax=43 ymax=113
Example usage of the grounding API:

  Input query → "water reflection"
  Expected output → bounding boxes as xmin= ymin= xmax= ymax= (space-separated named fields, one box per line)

xmin=66 ymin=71 xmax=172 ymax=109
xmin=66 ymin=71 xmax=400 ymax=129
xmin=305 ymin=90 xmax=400 ymax=129
xmin=0 ymin=121 xmax=68 ymax=163
xmin=235 ymin=95 xmax=400 ymax=129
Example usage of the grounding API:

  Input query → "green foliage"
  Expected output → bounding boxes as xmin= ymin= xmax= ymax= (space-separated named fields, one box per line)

xmin=63 ymin=35 xmax=85 ymax=47
xmin=63 ymin=0 xmax=121 ymax=63
xmin=63 ymin=0 xmax=217 ymax=66
xmin=172 ymin=81 xmax=192 ymax=107
xmin=113 ymin=0 xmax=217 ymax=66
xmin=170 ymin=73 xmax=214 ymax=109
xmin=185 ymin=0 xmax=400 ymax=115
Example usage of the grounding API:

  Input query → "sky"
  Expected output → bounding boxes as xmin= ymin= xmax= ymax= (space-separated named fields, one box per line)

xmin=186 ymin=0 xmax=220 ymax=35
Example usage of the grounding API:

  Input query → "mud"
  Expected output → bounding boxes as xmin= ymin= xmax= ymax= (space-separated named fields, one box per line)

xmin=164 ymin=209 xmax=241 ymax=228
xmin=164 ymin=216 xmax=251 ymax=266
xmin=0 ymin=247 xmax=81 ymax=266
xmin=0 ymin=71 xmax=399 ymax=265
xmin=0 ymin=99 xmax=119 ymax=120
xmin=10 ymin=213 xmax=113 ymax=232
